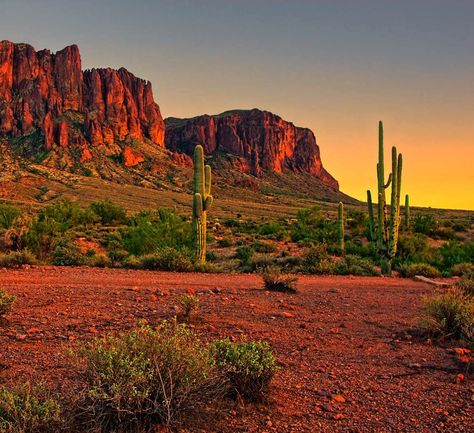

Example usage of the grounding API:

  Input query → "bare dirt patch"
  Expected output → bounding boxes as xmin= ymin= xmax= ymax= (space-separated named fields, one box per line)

xmin=0 ymin=267 xmax=472 ymax=432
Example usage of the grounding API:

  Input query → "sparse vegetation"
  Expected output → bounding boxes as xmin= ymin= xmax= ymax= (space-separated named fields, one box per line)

xmin=210 ymin=339 xmax=278 ymax=401
xmin=398 ymin=263 xmax=441 ymax=278
xmin=76 ymin=321 xmax=219 ymax=428
xmin=177 ymin=294 xmax=200 ymax=319
xmin=262 ymin=268 xmax=298 ymax=292
xmin=421 ymin=289 xmax=474 ymax=342
xmin=0 ymin=290 xmax=15 ymax=318
xmin=0 ymin=383 xmax=63 ymax=433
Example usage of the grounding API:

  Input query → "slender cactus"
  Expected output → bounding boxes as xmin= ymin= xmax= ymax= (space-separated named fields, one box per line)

xmin=370 ymin=122 xmax=404 ymax=275
xmin=192 ymin=145 xmax=213 ymax=264
xmin=337 ymin=202 xmax=345 ymax=255
xmin=404 ymin=194 xmax=410 ymax=229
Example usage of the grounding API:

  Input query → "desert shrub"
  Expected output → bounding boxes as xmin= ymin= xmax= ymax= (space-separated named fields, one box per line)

xmin=177 ymin=295 xmax=200 ymax=319
xmin=345 ymin=240 xmax=375 ymax=258
xmin=89 ymin=253 xmax=111 ymax=268
xmin=22 ymin=216 xmax=60 ymax=259
xmin=347 ymin=210 xmax=367 ymax=236
xmin=396 ymin=233 xmax=431 ymax=263
xmin=139 ymin=247 xmax=193 ymax=272
xmin=258 ymin=221 xmax=285 ymax=239
xmin=413 ymin=214 xmax=437 ymax=235
xmin=0 ymin=382 xmax=63 ymax=433
xmin=262 ymin=268 xmax=297 ymax=293
xmin=250 ymin=257 xmax=276 ymax=272
xmin=252 ymin=240 xmax=277 ymax=253
xmin=432 ymin=241 xmax=474 ymax=272
xmin=235 ymin=246 xmax=254 ymax=269
xmin=106 ymin=239 xmax=128 ymax=267
xmin=44 ymin=199 xmax=99 ymax=229
xmin=123 ymin=209 xmax=192 ymax=256
xmin=0 ymin=204 xmax=21 ymax=230
xmin=0 ymin=250 xmax=36 ymax=268
xmin=222 ymin=218 xmax=241 ymax=228
xmin=277 ymin=255 xmax=304 ymax=272
xmin=52 ymin=242 xmax=84 ymax=266
xmin=421 ymin=289 xmax=474 ymax=341
xmin=0 ymin=290 xmax=15 ymax=318
xmin=302 ymin=244 xmax=335 ymax=274
xmin=451 ymin=262 xmax=474 ymax=277
xmin=89 ymin=200 xmax=127 ymax=225
xmin=398 ymin=263 xmax=441 ymax=278
xmin=210 ymin=339 xmax=277 ymax=401
xmin=431 ymin=226 xmax=458 ymax=241
xmin=77 ymin=321 xmax=218 ymax=428
xmin=456 ymin=273 xmax=474 ymax=297
xmin=335 ymin=255 xmax=379 ymax=276
xmin=291 ymin=207 xmax=337 ymax=245
xmin=217 ymin=238 xmax=233 ymax=248
xmin=121 ymin=255 xmax=140 ymax=269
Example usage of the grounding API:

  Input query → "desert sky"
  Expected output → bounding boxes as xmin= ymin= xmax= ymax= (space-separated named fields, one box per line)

xmin=1 ymin=0 xmax=473 ymax=210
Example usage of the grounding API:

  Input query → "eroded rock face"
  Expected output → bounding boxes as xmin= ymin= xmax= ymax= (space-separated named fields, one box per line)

xmin=165 ymin=109 xmax=339 ymax=189
xmin=0 ymin=40 xmax=165 ymax=157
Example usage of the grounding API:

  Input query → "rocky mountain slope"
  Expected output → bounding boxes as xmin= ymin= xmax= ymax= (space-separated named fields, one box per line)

xmin=0 ymin=40 xmax=353 ymax=206
xmin=165 ymin=109 xmax=338 ymax=189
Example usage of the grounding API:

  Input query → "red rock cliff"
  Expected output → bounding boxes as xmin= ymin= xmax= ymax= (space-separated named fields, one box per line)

xmin=0 ymin=40 xmax=164 ymax=150
xmin=165 ymin=109 xmax=338 ymax=189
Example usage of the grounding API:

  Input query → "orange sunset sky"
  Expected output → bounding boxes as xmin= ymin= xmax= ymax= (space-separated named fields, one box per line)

xmin=1 ymin=0 xmax=473 ymax=210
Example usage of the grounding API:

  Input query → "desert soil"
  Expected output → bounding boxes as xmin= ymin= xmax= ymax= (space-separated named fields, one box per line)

xmin=0 ymin=267 xmax=472 ymax=433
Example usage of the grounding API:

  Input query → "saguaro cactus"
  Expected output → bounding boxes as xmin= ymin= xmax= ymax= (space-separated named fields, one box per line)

xmin=192 ymin=145 xmax=213 ymax=264
xmin=367 ymin=121 xmax=403 ymax=275
xmin=404 ymin=194 xmax=410 ymax=229
xmin=337 ymin=202 xmax=345 ymax=254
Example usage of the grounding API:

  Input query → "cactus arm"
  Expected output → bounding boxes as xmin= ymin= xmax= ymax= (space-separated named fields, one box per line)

xmin=384 ymin=173 xmax=392 ymax=189
xmin=205 ymin=165 xmax=212 ymax=196
xmin=204 ymin=195 xmax=213 ymax=211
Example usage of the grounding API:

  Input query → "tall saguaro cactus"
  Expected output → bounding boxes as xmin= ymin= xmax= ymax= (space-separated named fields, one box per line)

xmin=337 ymin=202 xmax=345 ymax=255
xmin=367 ymin=121 xmax=403 ymax=275
xmin=192 ymin=145 xmax=213 ymax=264
xmin=367 ymin=190 xmax=375 ymax=241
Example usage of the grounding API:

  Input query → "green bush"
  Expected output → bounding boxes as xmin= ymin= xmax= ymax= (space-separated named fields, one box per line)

xmin=123 ymin=209 xmax=192 ymax=256
xmin=0 ymin=290 xmax=15 ymax=318
xmin=421 ymin=289 xmax=474 ymax=341
xmin=291 ymin=207 xmax=337 ymax=245
xmin=0 ymin=204 xmax=21 ymax=229
xmin=210 ymin=339 xmax=277 ymax=401
xmin=22 ymin=217 xmax=60 ymax=259
xmin=413 ymin=214 xmax=437 ymax=235
xmin=77 ymin=321 xmax=218 ymax=428
xmin=302 ymin=244 xmax=335 ymax=274
xmin=396 ymin=233 xmax=431 ymax=264
xmin=235 ymin=246 xmax=254 ymax=269
xmin=252 ymin=240 xmax=277 ymax=253
xmin=43 ymin=199 xmax=99 ymax=229
xmin=258 ymin=221 xmax=285 ymax=240
xmin=398 ymin=263 xmax=441 ymax=278
xmin=139 ymin=247 xmax=193 ymax=272
xmin=262 ymin=269 xmax=297 ymax=293
xmin=456 ymin=273 xmax=474 ymax=297
xmin=177 ymin=294 xmax=200 ymax=319
xmin=217 ymin=238 xmax=233 ymax=248
xmin=0 ymin=251 xmax=36 ymax=268
xmin=451 ymin=262 xmax=474 ymax=277
xmin=89 ymin=200 xmax=127 ymax=225
xmin=335 ymin=255 xmax=379 ymax=276
xmin=432 ymin=241 xmax=474 ymax=272
xmin=0 ymin=382 xmax=63 ymax=433
xmin=52 ymin=242 xmax=84 ymax=266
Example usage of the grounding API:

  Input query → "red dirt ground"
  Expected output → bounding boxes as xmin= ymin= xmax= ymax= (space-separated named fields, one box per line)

xmin=0 ymin=267 xmax=472 ymax=432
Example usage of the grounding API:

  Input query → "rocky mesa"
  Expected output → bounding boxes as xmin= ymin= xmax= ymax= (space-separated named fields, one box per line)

xmin=0 ymin=40 xmax=164 ymax=160
xmin=165 ymin=109 xmax=338 ymax=189
xmin=0 ymin=41 xmax=339 ymax=191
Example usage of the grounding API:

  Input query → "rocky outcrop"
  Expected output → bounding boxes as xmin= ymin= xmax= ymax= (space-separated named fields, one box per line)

xmin=165 ymin=109 xmax=338 ymax=189
xmin=0 ymin=40 xmax=164 ymax=156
